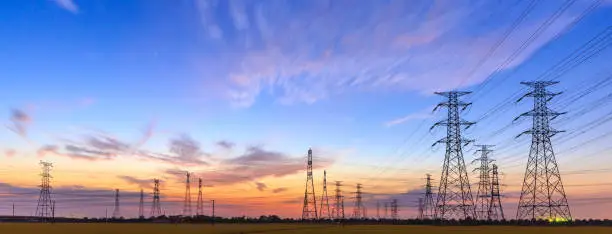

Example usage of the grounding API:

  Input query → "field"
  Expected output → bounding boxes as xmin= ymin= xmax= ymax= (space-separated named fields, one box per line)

xmin=1 ymin=223 xmax=612 ymax=234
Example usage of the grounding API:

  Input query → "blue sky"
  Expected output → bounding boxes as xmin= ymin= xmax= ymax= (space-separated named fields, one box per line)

xmin=1 ymin=0 xmax=612 ymax=219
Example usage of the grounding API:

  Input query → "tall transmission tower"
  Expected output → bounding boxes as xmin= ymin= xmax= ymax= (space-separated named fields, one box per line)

xmin=473 ymin=145 xmax=495 ymax=220
xmin=488 ymin=164 xmax=505 ymax=220
xmin=319 ymin=170 xmax=331 ymax=219
xmin=113 ymin=189 xmax=120 ymax=218
xmin=183 ymin=172 xmax=192 ymax=216
xmin=432 ymin=91 xmax=476 ymax=220
xmin=332 ymin=181 xmax=344 ymax=220
xmin=139 ymin=188 xmax=144 ymax=219
xmin=150 ymin=178 xmax=162 ymax=217
xmin=35 ymin=161 xmax=53 ymax=222
xmin=197 ymin=178 xmax=204 ymax=216
xmin=423 ymin=174 xmax=435 ymax=219
xmin=352 ymin=183 xmax=364 ymax=219
xmin=418 ymin=198 xmax=424 ymax=220
xmin=515 ymin=81 xmax=571 ymax=221
xmin=390 ymin=199 xmax=398 ymax=220
xmin=302 ymin=148 xmax=318 ymax=219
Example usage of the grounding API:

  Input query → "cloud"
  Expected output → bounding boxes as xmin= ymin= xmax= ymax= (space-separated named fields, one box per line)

xmin=255 ymin=182 xmax=267 ymax=192
xmin=216 ymin=140 xmax=235 ymax=150
xmin=118 ymin=175 xmax=158 ymax=189
xmin=137 ymin=134 xmax=209 ymax=167
xmin=7 ymin=108 xmax=31 ymax=138
xmin=5 ymin=149 xmax=16 ymax=158
xmin=384 ymin=105 xmax=436 ymax=127
xmin=193 ymin=0 xmax=587 ymax=107
xmin=272 ymin=187 xmax=288 ymax=194
xmin=53 ymin=0 xmax=79 ymax=14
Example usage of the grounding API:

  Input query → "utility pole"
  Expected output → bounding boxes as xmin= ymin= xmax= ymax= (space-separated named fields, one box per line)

xmin=319 ymin=170 xmax=331 ymax=219
xmin=197 ymin=178 xmax=204 ymax=216
xmin=184 ymin=172 xmax=192 ymax=216
xmin=139 ymin=189 xmax=144 ymax=219
xmin=488 ymin=164 xmax=505 ymax=220
xmin=376 ymin=201 xmax=380 ymax=220
xmin=151 ymin=178 xmax=162 ymax=217
xmin=302 ymin=148 xmax=318 ymax=220
xmin=473 ymin=145 xmax=495 ymax=220
xmin=35 ymin=161 xmax=53 ymax=222
xmin=51 ymin=200 xmax=55 ymax=223
xmin=332 ymin=181 xmax=344 ymax=220
xmin=211 ymin=199 xmax=215 ymax=226
xmin=113 ymin=189 xmax=120 ymax=218
xmin=12 ymin=203 xmax=15 ymax=217
xmin=515 ymin=81 xmax=571 ymax=221
xmin=431 ymin=91 xmax=476 ymax=220
xmin=423 ymin=174 xmax=435 ymax=219
xmin=352 ymin=183 xmax=363 ymax=219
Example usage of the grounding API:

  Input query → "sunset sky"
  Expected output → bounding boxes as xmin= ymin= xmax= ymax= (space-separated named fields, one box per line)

xmin=1 ymin=0 xmax=612 ymax=219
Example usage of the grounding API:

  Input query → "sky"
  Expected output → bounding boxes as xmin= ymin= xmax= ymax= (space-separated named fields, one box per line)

xmin=1 ymin=0 xmax=612 ymax=219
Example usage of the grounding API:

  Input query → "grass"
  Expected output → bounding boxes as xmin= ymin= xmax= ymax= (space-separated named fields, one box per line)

xmin=0 ymin=223 xmax=611 ymax=234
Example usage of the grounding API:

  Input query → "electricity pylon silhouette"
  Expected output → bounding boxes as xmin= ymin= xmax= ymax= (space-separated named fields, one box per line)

xmin=139 ymin=188 xmax=144 ymax=219
xmin=332 ymin=181 xmax=345 ymax=220
xmin=390 ymin=199 xmax=398 ymax=220
xmin=488 ymin=164 xmax=505 ymax=220
xmin=150 ymin=178 xmax=162 ymax=217
xmin=197 ymin=178 xmax=204 ymax=216
xmin=35 ymin=161 xmax=53 ymax=222
xmin=515 ymin=81 xmax=571 ymax=221
xmin=473 ymin=145 xmax=494 ymax=220
xmin=302 ymin=148 xmax=318 ymax=219
xmin=319 ymin=170 xmax=331 ymax=219
xmin=418 ymin=198 xmax=424 ymax=219
xmin=423 ymin=174 xmax=435 ymax=219
xmin=183 ymin=172 xmax=192 ymax=216
xmin=352 ymin=183 xmax=364 ymax=219
xmin=432 ymin=91 xmax=476 ymax=220
xmin=113 ymin=189 xmax=120 ymax=218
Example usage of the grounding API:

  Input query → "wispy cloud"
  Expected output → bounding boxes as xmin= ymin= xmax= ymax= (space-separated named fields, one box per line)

xmin=4 ymin=149 xmax=16 ymax=158
xmin=255 ymin=182 xmax=267 ymax=192
xmin=117 ymin=175 xmax=159 ymax=189
xmin=53 ymin=0 xmax=79 ymax=14
xmin=216 ymin=140 xmax=235 ymax=150
xmin=272 ymin=187 xmax=288 ymax=194
xmin=384 ymin=105 xmax=436 ymax=127
xmin=6 ymin=108 xmax=31 ymax=138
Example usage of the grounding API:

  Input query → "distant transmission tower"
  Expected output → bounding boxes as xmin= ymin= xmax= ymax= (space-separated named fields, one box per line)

xmin=113 ymin=189 xmax=120 ymax=218
xmin=473 ymin=145 xmax=494 ymax=220
xmin=319 ymin=170 xmax=331 ymax=219
xmin=515 ymin=81 xmax=571 ymax=221
xmin=390 ymin=199 xmax=398 ymax=220
xmin=352 ymin=183 xmax=364 ymax=219
xmin=418 ymin=198 xmax=424 ymax=219
xmin=332 ymin=181 xmax=345 ymax=220
xmin=197 ymin=178 xmax=204 ymax=216
xmin=35 ymin=161 xmax=53 ymax=222
xmin=302 ymin=148 xmax=318 ymax=219
xmin=432 ymin=91 xmax=476 ymax=220
xmin=423 ymin=174 xmax=435 ymax=219
xmin=139 ymin=188 xmax=144 ymax=218
xmin=377 ymin=201 xmax=381 ymax=219
xmin=488 ymin=164 xmax=505 ymax=220
xmin=150 ymin=178 xmax=162 ymax=217
xmin=183 ymin=172 xmax=192 ymax=216
xmin=384 ymin=202 xmax=388 ymax=219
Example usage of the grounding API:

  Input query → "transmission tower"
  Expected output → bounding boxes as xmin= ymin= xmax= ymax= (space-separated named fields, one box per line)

xmin=35 ymin=161 xmax=53 ymax=222
xmin=418 ymin=198 xmax=424 ymax=219
xmin=150 ymin=178 xmax=162 ymax=217
xmin=332 ymin=181 xmax=345 ymax=220
xmin=197 ymin=178 xmax=204 ymax=216
xmin=432 ymin=91 xmax=476 ymax=220
xmin=384 ymin=202 xmax=388 ymax=219
xmin=319 ymin=170 xmax=331 ymax=219
xmin=488 ymin=164 xmax=505 ymax=220
xmin=183 ymin=172 xmax=192 ymax=216
xmin=423 ymin=174 xmax=435 ymax=219
xmin=352 ymin=183 xmax=364 ymax=219
xmin=515 ymin=81 xmax=571 ymax=221
xmin=473 ymin=145 xmax=495 ymax=220
xmin=390 ymin=199 xmax=398 ymax=220
xmin=139 ymin=188 xmax=144 ymax=219
xmin=113 ymin=189 xmax=120 ymax=218
xmin=302 ymin=148 xmax=318 ymax=219
xmin=377 ymin=201 xmax=380 ymax=219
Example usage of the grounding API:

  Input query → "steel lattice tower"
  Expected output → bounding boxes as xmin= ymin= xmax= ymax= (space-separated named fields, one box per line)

xmin=423 ymin=174 xmax=435 ymax=219
xmin=35 ymin=161 xmax=53 ymax=222
xmin=432 ymin=91 xmax=476 ymax=220
xmin=418 ymin=198 xmax=424 ymax=219
xmin=319 ymin=170 xmax=331 ymax=219
xmin=332 ymin=181 xmax=345 ymax=220
xmin=150 ymin=179 xmax=162 ymax=217
xmin=377 ymin=201 xmax=380 ymax=219
xmin=113 ymin=189 xmax=120 ymax=218
xmin=488 ymin=164 xmax=505 ymax=220
xmin=390 ymin=199 xmax=398 ymax=220
xmin=384 ymin=202 xmax=388 ymax=219
xmin=352 ymin=183 xmax=364 ymax=219
xmin=139 ymin=188 xmax=144 ymax=218
xmin=302 ymin=148 xmax=318 ymax=219
xmin=515 ymin=81 xmax=571 ymax=221
xmin=197 ymin=178 xmax=204 ymax=216
xmin=473 ymin=145 xmax=494 ymax=220
xmin=183 ymin=172 xmax=192 ymax=216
